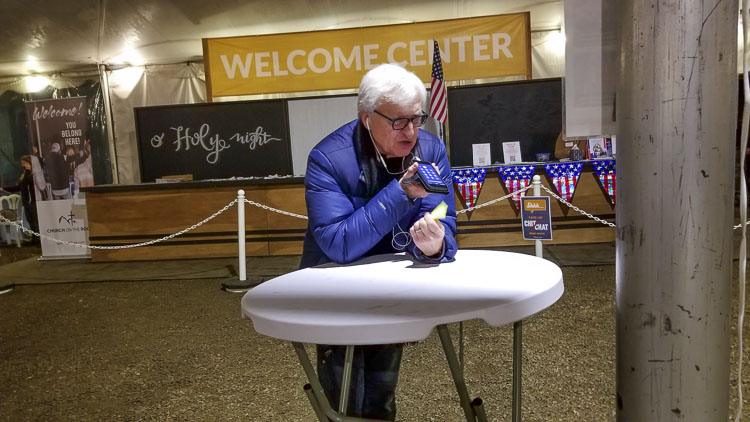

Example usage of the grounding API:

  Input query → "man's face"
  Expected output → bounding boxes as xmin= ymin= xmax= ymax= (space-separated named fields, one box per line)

xmin=365 ymin=100 xmax=422 ymax=159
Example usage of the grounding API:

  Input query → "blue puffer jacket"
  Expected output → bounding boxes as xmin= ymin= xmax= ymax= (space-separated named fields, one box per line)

xmin=300 ymin=119 xmax=458 ymax=269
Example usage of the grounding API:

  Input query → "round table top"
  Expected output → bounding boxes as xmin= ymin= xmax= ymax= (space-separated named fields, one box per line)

xmin=241 ymin=249 xmax=564 ymax=345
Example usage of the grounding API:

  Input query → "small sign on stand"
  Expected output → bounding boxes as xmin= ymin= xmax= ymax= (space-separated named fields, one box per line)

xmin=502 ymin=141 xmax=522 ymax=164
xmin=521 ymin=196 xmax=552 ymax=240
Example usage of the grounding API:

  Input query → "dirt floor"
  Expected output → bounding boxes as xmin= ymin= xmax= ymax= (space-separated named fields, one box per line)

xmin=0 ymin=245 xmax=748 ymax=421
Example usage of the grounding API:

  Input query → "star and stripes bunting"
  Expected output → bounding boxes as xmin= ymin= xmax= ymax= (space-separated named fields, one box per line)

xmin=451 ymin=168 xmax=487 ymax=209
xmin=497 ymin=165 xmax=536 ymax=209
xmin=429 ymin=39 xmax=447 ymax=125
xmin=592 ymin=159 xmax=616 ymax=205
xmin=543 ymin=162 xmax=584 ymax=203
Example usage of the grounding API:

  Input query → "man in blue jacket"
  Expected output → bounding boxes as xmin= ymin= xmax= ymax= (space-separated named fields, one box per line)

xmin=300 ymin=63 xmax=458 ymax=420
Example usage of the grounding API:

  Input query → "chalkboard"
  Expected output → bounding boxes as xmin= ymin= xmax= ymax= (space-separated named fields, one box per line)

xmin=135 ymin=100 xmax=292 ymax=182
xmin=447 ymin=78 xmax=562 ymax=167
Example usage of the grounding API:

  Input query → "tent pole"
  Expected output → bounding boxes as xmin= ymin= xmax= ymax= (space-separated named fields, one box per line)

xmin=616 ymin=1 xmax=737 ymax=420
xmin=98 ymin=64 xmax=119 ymax=184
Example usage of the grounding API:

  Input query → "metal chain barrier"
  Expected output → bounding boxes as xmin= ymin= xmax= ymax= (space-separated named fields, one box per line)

xmin=0 ymin=199 xmax=238 ymax=249
xmin=454 ymin=183 xmax=616 ymax=228
xmin=457 ymin=184 xmax=747 ymax=230
xmin=4 ymin=188 xmax=750 ymax=250
xmin=243 ymin=198 xmax=308 ymax=220
xmin=455 ymin=185 xmax=532 ymax=215
xmin=538 ymin=185 xmax=617 ymax=228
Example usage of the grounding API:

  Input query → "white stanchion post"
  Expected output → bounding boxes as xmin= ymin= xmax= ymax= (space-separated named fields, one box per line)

xmin=237 ymin=190 xmax=246 ymax=281
xmin=513 ymin=174 xmax=544 ymax=422
xmin=533 ymin=175 xmax=543 ymax=259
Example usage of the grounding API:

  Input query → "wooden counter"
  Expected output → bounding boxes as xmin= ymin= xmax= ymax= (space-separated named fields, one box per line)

xmin=83 ymin=164 xmax=615 ymax=262
xmin=82 ymin=178 xmax=307 ymax=262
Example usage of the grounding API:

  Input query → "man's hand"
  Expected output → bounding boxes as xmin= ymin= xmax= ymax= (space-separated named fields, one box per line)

xmin=399 ymin=162 xmax=441 ymax=199
xmin=410 ymin=212 xmax=445 ymax=257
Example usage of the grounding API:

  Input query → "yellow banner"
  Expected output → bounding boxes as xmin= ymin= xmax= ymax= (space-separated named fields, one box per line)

xmin=203 ymin=13 xmax=530 ymax=97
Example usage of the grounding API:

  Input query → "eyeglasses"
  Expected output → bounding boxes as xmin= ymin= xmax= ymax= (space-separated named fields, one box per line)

xmin=373 ymin=109 xmax=429 ymax=130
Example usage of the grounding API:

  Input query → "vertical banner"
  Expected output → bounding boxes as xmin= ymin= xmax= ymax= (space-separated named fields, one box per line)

xmin=25 ymin=97 xmax=92 ymax=258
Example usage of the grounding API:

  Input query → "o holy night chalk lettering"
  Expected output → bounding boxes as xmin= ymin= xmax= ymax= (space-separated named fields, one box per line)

xmin=149 ymin=123 xmax=281 ymax=164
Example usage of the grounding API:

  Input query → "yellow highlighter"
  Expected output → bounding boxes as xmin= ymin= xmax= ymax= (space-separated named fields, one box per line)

xmin=431 ymin=201 xmax=448 ymax=220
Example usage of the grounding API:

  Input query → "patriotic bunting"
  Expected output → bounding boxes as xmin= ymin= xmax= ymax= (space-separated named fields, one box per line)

xmin=451 ymin=168 xmax=487 ymax=209
xmin=498 ymin=165 xmax=536 ymax=209
xmin=592 ymin=158 xmax=616 ymax=205
xmin=544 ymin=162 xmax=584 ymax=203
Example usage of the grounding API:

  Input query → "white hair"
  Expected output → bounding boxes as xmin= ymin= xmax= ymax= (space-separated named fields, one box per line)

xmin=357 ymin=63 xmax=427 ymax=113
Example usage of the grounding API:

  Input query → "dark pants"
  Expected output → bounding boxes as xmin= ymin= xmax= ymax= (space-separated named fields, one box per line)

xmin=316 ymin=344 xmax=403 ymax=421
xmin=23 ymin=202 xmax=38 ymax=237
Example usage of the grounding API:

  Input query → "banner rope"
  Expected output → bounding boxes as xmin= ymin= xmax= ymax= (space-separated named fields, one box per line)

xmin=3 ymin=189 xmax=750 ymax=250
xmin=455 ymin=184 xmax=532 ymax=214
xmin=243 ymin=198 xmax=308 ymax=220
xmin=0 ymin=199 xmax=237 ymax=249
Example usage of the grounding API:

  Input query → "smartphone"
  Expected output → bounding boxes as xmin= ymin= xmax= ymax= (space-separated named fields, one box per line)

xmin=413 ymin=162 xmax=449 ymax=194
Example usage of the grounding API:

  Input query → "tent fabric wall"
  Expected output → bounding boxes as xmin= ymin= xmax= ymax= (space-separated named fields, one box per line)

xmin=531 ymin=30 xmax=565 ymax=79
xmin=0 ymin=71 xmax=98 ymax=95
xmin=563 ymin=0 xmax=617 ymax=138
xmin=108 ymin=63 xmax=206 ymax=184
xmin=288 ymin=96 xmax=358 ymax=176
xmin=1 ymin=27 xmax=564 ymax=186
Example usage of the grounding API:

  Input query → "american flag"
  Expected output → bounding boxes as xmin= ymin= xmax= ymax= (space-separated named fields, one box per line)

xmin=544 ymin=162 xmax=583 ymax=203
xmin=592 ymin=159 xmax=616 ymax=204
xmin=429 ymin=40 xmax=447 ymax=124
xmin=498 ymin=165 xmax=536 ymax=209
xmin=451 ymin=168 xmax=486 ymax=209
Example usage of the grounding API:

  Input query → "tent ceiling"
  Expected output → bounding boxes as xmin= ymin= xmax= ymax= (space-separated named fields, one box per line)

xmin=0 ymin=0 xmax=562 ymax=77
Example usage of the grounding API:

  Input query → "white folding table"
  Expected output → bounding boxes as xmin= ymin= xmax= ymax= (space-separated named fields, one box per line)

xmin=241 ymin=249 xmax=564 ymax=421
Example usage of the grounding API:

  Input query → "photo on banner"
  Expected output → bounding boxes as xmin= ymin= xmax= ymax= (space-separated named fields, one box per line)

xmin=24 ymin=97 xmax=92 ymax=258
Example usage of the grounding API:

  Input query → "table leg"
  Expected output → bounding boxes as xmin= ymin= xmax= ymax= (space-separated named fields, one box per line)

xmin=303 ymin=383 xmax=329 ymax=422
xmin=437 ymin=324 xmax=477 ymax=422
xmin=291 ymin=342 xmax=382 ymax=422
xmin=339 ymin=345 xmax=355 ymax=414
xmin=512 ymin=320 xmax=522 ymax=422
xmin=471 ymin=398 xmax=489 ymax=422
xmin=292 ymin=342 xmax=330 ymax=419
xmin=459 ymin=322 xmax=464 ymax=370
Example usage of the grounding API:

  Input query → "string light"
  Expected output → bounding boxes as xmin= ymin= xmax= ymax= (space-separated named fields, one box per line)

xmin=547 ymin=30 xmax=566 ymax=56
xmin=25 ymin=75 xmax=50 ymax=92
